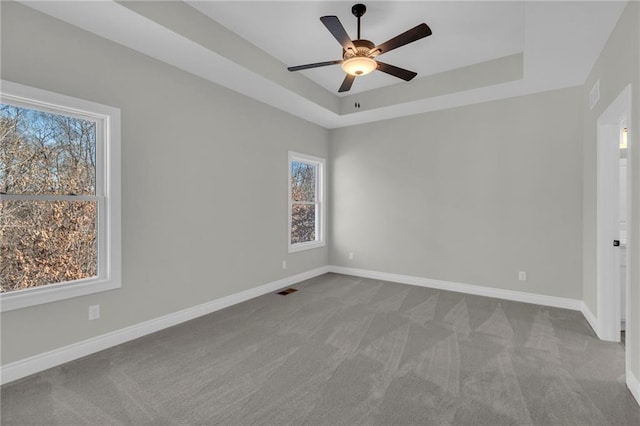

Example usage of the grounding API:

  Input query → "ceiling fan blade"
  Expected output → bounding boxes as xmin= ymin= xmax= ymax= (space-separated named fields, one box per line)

xmin=288 ymin=60 xmax=343 ymax=72
xmin=320 ymin=16 xmax=356 ymax=51
xmin=372 ymin=23 xmax=432 ymax=56
xmin=376 ymin=61 xmax=417 ymax=81
xmin=338 ymin=74 xmax=356 ymax=92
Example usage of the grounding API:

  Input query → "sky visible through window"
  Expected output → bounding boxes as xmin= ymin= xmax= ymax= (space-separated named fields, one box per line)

xmin=1 ymin=104 xmax=98 ymax=292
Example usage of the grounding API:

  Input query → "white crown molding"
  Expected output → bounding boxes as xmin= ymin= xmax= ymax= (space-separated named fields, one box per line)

xmin=15 ymin=0 xmax=626 ymax=129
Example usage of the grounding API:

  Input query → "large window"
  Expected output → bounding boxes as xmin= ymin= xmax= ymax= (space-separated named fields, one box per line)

xmin=0 ymin=81 xmax=120 ymax=311
xmin=288 ymin=152 xmax=325 ymax=253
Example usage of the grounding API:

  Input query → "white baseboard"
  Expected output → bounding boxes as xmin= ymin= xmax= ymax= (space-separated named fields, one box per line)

xmin=329 ymin=265 xmax=637 ymax=407
xmin=328 ymin=266 xmax=583 ymax=311
xmin=3 ymin=263 xmax=635 ymax=407
xmin=0 ymin=266 xmax=330 ymax=385
xmin=580 ymin=302 xmax=600 ymax=337
xmin=628 ymin=370 xmax=640 ymax=406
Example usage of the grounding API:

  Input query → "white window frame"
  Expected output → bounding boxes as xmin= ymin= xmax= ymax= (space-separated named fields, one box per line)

xmin=0 ymin=80 xmax=121 ymax=312
xmin=288 ymin=152 xmax=326 ymax=253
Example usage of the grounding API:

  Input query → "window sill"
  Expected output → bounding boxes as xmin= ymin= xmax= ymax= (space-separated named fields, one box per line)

xmin=288 ymin=241 xmax=326 ymax=253
xmin=0 ymin=278 xmax=121 ymax=312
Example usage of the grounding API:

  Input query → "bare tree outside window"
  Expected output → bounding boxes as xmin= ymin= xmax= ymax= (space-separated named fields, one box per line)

xmin=0 ymin=104 xmax=98 ymax=293
xmin=290 ymin=160 xmax=318 ymax=244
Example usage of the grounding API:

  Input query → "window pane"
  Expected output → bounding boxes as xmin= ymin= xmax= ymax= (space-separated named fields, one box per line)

xmin=0 ymin=104 xmax=96 ymax=195
xmin=291 ymin=161 xmax=316 ymax=202
xmin=291 ymin=203 xmax=316 ymax=244
xmin=0 ymin=200 xmax=97 ymax=292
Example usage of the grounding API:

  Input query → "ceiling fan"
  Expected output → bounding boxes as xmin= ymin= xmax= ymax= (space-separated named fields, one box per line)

xmin=287 ymin=3 xmax=432 ymax=93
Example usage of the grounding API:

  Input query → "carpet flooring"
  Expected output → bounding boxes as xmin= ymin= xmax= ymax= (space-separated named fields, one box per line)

xmin=2 ymin=273 xmax=639 ymax=425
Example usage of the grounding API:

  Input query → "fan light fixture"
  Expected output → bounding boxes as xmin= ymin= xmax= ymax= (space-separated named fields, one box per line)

xmin=341 ymin=56 xmax=377 ymax=76
xmin=286 ymin=3 xmax=432 ymax=92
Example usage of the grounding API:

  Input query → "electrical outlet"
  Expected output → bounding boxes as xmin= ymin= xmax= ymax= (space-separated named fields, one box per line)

xmin=282 ymin=260 xmax=287 ymax=270
xmin=348 ymin=252 xmax=354 ymax=260
xmin=518 ymin=271 xmax=527 ymax=281
xmin=88 ymin=304 xmax=100 ymax=320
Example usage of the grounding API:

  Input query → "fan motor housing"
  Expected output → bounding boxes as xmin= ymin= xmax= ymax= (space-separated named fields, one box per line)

xmin=286 ymin=3 xmax=430 ymax=92
xmin=343 ymin=39 xmax=375 ymax=59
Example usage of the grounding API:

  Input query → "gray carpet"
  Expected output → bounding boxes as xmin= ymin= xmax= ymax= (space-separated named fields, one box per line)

xmin=2 ymin=273 xmax=639 ymax=425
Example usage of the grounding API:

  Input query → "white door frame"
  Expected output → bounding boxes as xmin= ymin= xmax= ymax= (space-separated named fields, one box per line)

xmin=596 ymin=84 xmax=632 ymax=346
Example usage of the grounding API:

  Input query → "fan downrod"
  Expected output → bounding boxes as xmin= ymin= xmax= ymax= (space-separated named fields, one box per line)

xmin=352 ymin=3 xmax=366 ymax=39
xmin=286 ymin=2 xmax=430 ymax=92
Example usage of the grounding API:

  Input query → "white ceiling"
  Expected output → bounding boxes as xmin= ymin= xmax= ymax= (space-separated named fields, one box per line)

xmin=188 ymin=1 xmax=526 ymax=95
xmin=17 ymin=1 xmax=628 ymax=129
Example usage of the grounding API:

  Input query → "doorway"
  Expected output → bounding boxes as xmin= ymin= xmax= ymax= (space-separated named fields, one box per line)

xmin=619 ymin=127 xmax=628 ymax=344
xmin=596 ymin=85 xmax=631 ymax=355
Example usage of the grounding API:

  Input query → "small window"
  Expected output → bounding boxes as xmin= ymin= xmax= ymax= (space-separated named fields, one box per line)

xmin=0 ymin=81 xmax=121 ymax=311
xmin=288 ymin=152 xmax=325 ymax=253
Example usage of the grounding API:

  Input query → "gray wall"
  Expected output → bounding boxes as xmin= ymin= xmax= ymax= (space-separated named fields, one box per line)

xmin=581 ymin=1 xmax=640 ymax=381
xmin=330 ymin=87 xmax=583 ymax=300
xmin=3 ymin=0 xmax=639 ymax=389
xmin=1 ymin=2 xmax=329 ymax=364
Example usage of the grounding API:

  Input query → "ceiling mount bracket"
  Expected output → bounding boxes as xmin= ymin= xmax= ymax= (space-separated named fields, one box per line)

xmin=286 ymin=3 xmax=431 ymax=92
xmin=352 ymin=3 xmax=367 ymax=18
xmin=352 ymin=4 xmax=366 ymax=39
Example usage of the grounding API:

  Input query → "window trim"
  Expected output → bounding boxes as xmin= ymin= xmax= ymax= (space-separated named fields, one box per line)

xmin=288 ymin=151 xmax=326 ymax=253
xmin=0 ymin=80 xmax=121 ymax=312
